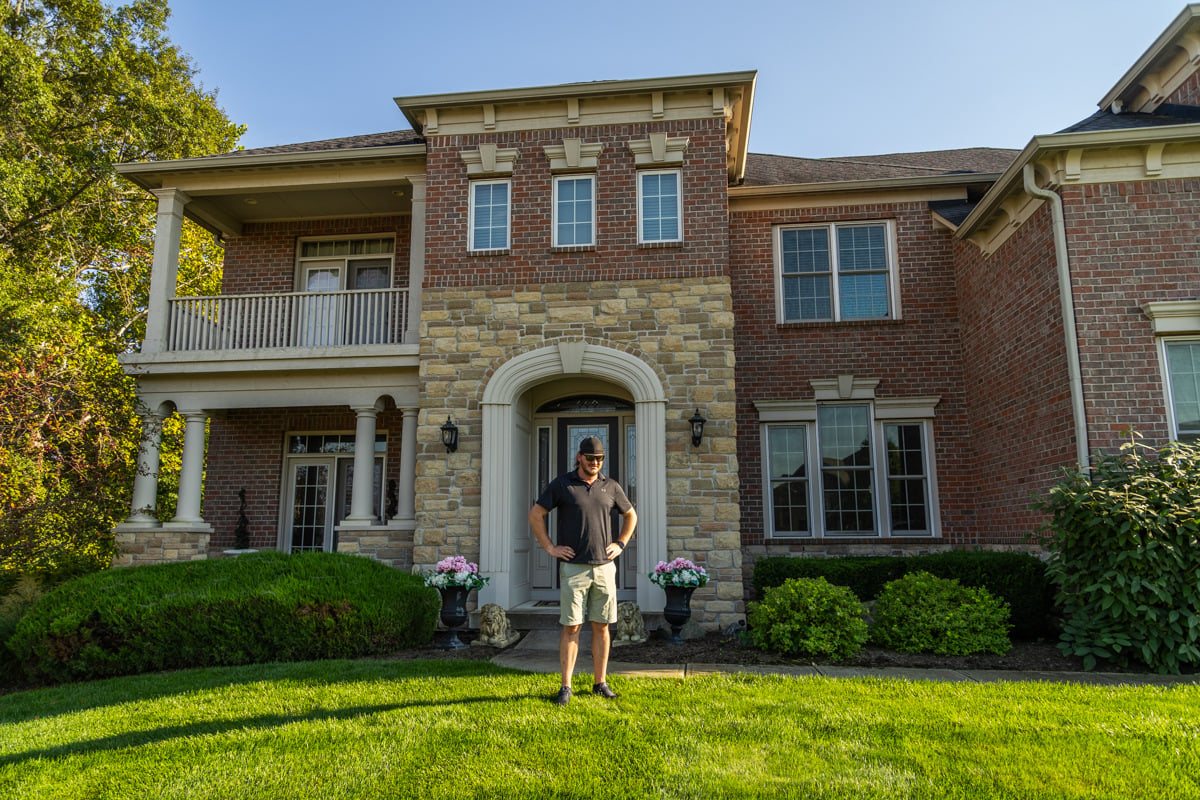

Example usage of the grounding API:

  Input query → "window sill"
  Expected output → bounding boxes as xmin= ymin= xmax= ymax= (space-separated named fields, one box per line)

xmin=776 ymin=318 xmax=904 ymax=330
xmin=551 ymin=245 xmax=596 ymax=254
xmin=638 ymin=240 xmax=684 ymax=250
xmin=765 ymin=534 xmax=940 ymax=543
xmin=468 ymin=248 xmax=510 ymax=257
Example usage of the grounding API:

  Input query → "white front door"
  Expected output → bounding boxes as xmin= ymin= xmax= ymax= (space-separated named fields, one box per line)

xmin=283 ymin=450 xmax=384 ymax=552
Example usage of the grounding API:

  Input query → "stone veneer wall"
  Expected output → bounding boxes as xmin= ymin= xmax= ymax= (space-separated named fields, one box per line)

xmin=113 ymin=530 xmax=209 ymax=567
xmin=411 ymin=276 xmax=744 ymax=628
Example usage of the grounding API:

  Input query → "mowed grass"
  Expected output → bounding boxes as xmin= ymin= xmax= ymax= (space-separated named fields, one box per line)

xmin=0 ymin=659 xmax=1197 ymax=799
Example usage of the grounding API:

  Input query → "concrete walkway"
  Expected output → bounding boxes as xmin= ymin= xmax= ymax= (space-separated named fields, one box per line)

xmin=489 ymin=629 xmax=1200 ymax=687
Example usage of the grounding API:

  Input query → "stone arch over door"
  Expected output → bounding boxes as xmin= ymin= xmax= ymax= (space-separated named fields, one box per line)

xmin=478 ymin=341 xmax=667 ymax=611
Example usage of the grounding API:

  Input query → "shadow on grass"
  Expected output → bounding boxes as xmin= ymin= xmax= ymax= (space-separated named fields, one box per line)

xmin=0 ymin=692 xmax=526 ymax=768
xmin=0 ymin=658 xmax=515 ymax=722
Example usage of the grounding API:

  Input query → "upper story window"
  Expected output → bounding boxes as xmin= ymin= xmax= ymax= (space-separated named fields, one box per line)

xmin=775 ymin=221 xmax=897 ymax=322
xmin=553 ymin=175 xmax=595 ymax=247
xmin=296 ymin=237 xmax=394 ymax=292
xmin=637 ymin=169 xmax=681 ymax=243
xmin=470 ymin=179 xmax=510 ymax=251
xmin=1164 ymin=339 xmax=1200 ymax=442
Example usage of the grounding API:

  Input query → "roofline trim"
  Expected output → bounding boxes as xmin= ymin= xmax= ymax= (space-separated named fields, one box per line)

xmin=394 ymin=71 xmax=759 ymax=133
xmin=115 ymin=142 xmax=429 ymax=179
xmin=957 ymin=121 xmax=1200 ymax=238
xmin=729 ymin=171 xmax=1005 ymax=198
xmin=1099 ymin=4 xmax=1200 ymax=112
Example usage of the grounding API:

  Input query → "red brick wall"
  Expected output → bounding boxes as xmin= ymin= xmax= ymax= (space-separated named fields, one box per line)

xmin=954 ymin=204 xmax=1073 ymax=544
xmin=730 ymin=201 xmax=975 ymax=548
xmin=1063 ymin=179 xmax=1200 ymax=452
xmin=1167 ymin=70 xmax=1200 ymax=107
xmin=203 ymin=407 xmax=406 ymax=551
xmin=421 ymin=118 xmax=729 ymax=287
xmin=221 ymin=217 xmax=412 ymax=295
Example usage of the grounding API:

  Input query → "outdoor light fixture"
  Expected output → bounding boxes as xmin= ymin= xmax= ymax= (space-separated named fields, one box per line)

xmin=689 ymin=408 xmax=707 ymax=447
xmin=440 ymin=416 xmax=459 ymax=453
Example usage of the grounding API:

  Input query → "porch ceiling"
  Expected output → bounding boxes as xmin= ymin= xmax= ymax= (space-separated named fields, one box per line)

xmin=117 ymin=147 xmax=426 ymax=237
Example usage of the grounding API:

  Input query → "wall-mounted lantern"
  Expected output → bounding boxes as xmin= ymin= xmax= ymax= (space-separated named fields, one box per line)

xmin=440 ymin=416 xmax=459 ymax=453
xmin=689 ymin=408 xmax=707 ymax=447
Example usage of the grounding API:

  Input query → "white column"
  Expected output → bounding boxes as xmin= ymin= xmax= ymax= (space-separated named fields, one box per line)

xmin=143 ymin=189 xmax=191 ymax=355
xmin=635 ymin=399 xmax=669 ymax=612
xmin=125 ymin=412 xmax=163 ymax=524
xmin=172 ymin=411 xmax=208 ymax=524
xmin=394 ymin=406 xmax=419 ymax=522
xmin=404 ymin=176 xmax=426 ymax=345
xmin=346 ymin=405 xmax=380 ymax=523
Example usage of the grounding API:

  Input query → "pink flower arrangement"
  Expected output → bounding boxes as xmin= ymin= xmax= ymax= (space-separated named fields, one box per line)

xmin=425 ymin=555 xmax=489 ymax=590
xmin=650 ymin=557 xmax=710 ymax=588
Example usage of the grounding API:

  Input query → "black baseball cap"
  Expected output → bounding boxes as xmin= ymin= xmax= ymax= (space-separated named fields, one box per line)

xmin=579 ymin=436 xmax=605 ymax=456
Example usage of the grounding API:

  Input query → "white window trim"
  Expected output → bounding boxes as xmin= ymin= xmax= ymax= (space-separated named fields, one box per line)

xmin=636 ymin=168 xmax=682 ymax=244
xmin=294 ymin=235 xmax=395 ymax=292
xmin=1158 ymin=336 xmax=1200 ymax=441
xmin=772 ymin=220 xmax=900 ymax=323
xmin=551 ymin=174 xmax=596 ymax=247
xmin=468 ymin=178 xmax=511 ymax=252
xmin=756 ymin=396 xmax=940 ymax=539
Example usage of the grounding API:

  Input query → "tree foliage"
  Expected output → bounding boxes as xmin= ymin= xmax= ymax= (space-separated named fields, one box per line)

xmin=0 ymin=0 xmax=242 ymax=573
xmin=1035 ymin=436 xmax=1200 ymax=674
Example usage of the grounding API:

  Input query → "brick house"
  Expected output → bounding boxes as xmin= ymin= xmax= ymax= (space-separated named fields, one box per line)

xmin=114 ymin=7 xmax=1200 ymax=629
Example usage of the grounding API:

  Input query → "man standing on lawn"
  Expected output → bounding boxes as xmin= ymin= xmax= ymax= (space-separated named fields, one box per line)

xmin=528 ymin=436 xmax=637 ymax=705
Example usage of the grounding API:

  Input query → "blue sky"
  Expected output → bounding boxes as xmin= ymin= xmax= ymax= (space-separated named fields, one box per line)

xmin=168 ymin=0 xmax=1184 ymax=159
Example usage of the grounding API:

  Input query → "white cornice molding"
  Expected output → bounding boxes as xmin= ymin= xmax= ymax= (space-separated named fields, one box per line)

xmin=461 ymin=143 xmax=520 ymax=176
xmin=627 ymin=133 xmax=689 ymax=167
xmin=811 ymin=376 xmax=880 ymax=401
xmin=543 ymin=139 xmax=604 ymax=171
xmin=1144 ymin=300 xmax=1200 ymax=334
xmin=1101 ymin=6 xmax=1200 ymax=113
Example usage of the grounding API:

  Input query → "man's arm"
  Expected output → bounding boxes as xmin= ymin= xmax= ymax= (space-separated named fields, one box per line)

xmin=605 ymin=507 xmax=637 ymax=561
xmin=528 ymin=503 xmax=575 ymax=561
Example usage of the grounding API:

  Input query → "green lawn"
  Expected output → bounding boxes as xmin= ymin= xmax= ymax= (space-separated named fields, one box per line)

xmin=0 ymin=660 xmax=1197 ymax=799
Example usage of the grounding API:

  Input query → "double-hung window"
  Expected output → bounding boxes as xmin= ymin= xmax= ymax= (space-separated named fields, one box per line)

xmin=637 ymin=169 xmax=681 ymax=243
xmin=761 ymin=398 xmax=937 ymax=537
xmin=470 ymin=179 xmax=510 ymax=251
xmin=1163 ymin=339 xmax=1200 ymax=442
xmin=776 ymin=221 xmax=896 ymax=322
xmin=553 ymin=175 xmax=595 ymax=247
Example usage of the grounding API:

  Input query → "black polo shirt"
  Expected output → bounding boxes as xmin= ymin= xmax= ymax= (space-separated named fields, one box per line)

xmin=535 ymin=470 xmax=633 ymax=564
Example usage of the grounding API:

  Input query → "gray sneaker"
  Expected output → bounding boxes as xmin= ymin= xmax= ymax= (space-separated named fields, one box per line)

xmin=553 ymin=686 xmax=573 ymax=705
xmin=592 ymin=682 xmax=618 ymax=699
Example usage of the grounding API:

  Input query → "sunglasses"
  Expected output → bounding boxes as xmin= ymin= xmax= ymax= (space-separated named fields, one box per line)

xmin=582 ymin=454 xmax=605 ymax=462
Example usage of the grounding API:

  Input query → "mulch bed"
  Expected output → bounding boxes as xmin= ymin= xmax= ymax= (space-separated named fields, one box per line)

xmin=386 ymin=629 xmax=1111 ymax=673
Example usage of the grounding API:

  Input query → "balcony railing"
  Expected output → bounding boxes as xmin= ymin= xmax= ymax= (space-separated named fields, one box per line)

xmin=166 ymin=288 xmax=409 ymax=352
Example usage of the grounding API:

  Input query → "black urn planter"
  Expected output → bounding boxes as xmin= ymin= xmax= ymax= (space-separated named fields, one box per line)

xmin=662 ymin=585 xmax=696 ymax=645
xmin=438 ymin=586 xmax=470 ymax=650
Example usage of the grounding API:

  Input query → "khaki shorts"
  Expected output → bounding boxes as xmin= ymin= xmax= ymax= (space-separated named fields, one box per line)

xmin=559 ymin=561 xmax=618 ymax=626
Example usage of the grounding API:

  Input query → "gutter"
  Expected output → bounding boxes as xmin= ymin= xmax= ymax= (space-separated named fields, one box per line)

xmin=1022 ymin=164 xmax=1090 ymax=471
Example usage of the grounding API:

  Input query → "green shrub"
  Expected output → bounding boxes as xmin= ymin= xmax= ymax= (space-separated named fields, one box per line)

xmin=871 ymin=571 xmax=1011 ymax=656
xmin=746 ymin=577 xmax=869 ymax=659
xmin=752 ymin=551 xmax=1053 ymax=639
xmin=1034 ymin=437 xmax=1200 ymax=674
xmin=7 ymin=551 xmax=439 ymax=684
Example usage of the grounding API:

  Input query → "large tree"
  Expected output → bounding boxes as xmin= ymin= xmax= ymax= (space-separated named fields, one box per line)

xmin=0 ymin=0 xmax=242 ymax=574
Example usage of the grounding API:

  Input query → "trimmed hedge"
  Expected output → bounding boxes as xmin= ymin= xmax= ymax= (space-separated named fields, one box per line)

xmin=7 ymin=551 xmax=439 ymax=684
xmin=871 ymin=571 xmax=1011 ymax=656
xmin=746 ymin=577 xmax=868 ymax=659
xmin=753 ymin=551 xmax=1054 ymax=639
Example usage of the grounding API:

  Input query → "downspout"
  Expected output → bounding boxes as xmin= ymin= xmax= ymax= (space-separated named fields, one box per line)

xmin=1022 ymin=163 xmax=1090 ymax=471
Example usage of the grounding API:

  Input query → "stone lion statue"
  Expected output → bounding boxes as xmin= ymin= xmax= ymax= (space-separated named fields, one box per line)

xmin=613 ymin=601 xmax=647 ymax=645
xmin=473 ymin=603 xmax=520 ymax=648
